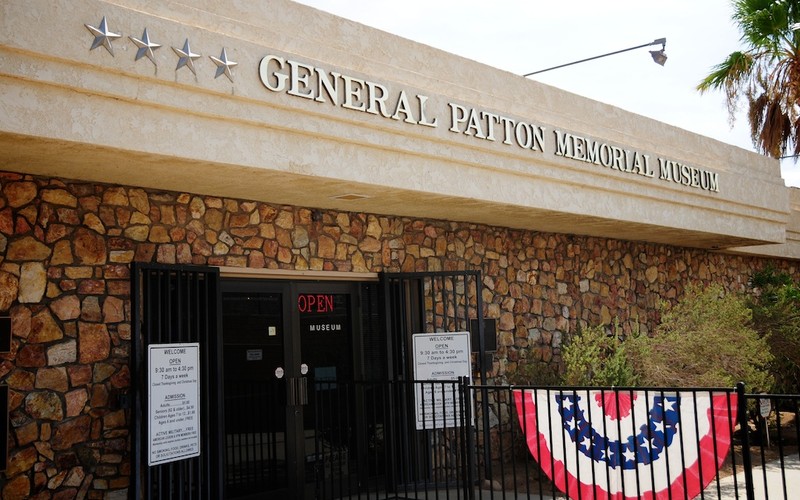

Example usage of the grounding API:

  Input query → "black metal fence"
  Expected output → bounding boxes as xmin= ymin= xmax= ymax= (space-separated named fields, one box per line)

xmin=296 ymin=380 xmax=800 ymax=500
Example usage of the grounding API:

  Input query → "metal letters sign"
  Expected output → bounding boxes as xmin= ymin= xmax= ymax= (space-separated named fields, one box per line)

xmin=148 ymin=343 xmax=201 ymax=466
xmin=412 ymin=332 xmax=471 ymax=430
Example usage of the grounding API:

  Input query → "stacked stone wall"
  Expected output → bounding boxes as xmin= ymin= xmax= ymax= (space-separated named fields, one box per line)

xmin=0 ymin=170 xmax=797 ymax=498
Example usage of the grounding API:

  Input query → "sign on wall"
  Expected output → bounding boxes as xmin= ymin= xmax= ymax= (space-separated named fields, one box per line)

xmin=148 ymin=343 xmax=201 ymax=466
xmin=412 ymin=332 xmax=471 ymax=430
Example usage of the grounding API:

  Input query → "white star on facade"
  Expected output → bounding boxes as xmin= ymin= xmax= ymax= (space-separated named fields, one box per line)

xmin=580 ymin=434 xmax=592 ymax=450
xmin=129 ymin=28 xmax=161 ymax=66
xmin=173 ymin=39 xmax=201 ymax=75
xmin=85 ymin=16 xmax=121 ymax=56
xmin=210 ymin=48 xmax=237 ymax=82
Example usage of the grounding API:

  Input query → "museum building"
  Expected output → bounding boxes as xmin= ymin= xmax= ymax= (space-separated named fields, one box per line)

xmin=1 ymin=0 xmax=800 ymax=499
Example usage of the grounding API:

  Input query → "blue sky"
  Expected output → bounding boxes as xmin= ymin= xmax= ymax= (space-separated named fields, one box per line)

xmin=295 ymin=0 xmax=800 ymax=187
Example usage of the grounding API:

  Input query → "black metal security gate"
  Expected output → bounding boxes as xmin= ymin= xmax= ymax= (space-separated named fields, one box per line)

xmin=379 ymin=271 xmax=489 ymax=490
xmin=131 ymin=263 xmax=225 ymax=499
xmin=380 ymin=271 xmax=486 ymax=381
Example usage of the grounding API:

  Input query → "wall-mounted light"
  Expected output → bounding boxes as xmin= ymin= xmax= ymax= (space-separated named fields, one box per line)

xmin=524 ymin=37 xmax=668 ymax=76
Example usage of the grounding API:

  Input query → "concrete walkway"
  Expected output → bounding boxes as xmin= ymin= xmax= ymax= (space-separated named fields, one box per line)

xmin=704 ymin=455 xmax=800 ymax=499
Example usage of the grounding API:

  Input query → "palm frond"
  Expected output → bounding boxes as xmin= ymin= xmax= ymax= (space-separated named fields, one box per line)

xmin=701 ymin=0 xmax=800 ymax=159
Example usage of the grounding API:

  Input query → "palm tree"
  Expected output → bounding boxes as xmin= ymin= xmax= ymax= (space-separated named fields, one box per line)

xmin=697 ymin=0 xmax=800 ymax=159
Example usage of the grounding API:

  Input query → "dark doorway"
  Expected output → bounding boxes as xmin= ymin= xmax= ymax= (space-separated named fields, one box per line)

xmin=221 ymin=280 xmax=362 ymax=499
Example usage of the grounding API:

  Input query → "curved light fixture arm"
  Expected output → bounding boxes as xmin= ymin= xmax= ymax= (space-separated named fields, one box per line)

xmin=524 ymin=38 xmax=667 ymax=77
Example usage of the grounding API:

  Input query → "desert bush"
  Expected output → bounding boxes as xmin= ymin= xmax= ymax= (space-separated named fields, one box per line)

xmin=748 ymin=267 xmax=800 ymax=393
xmin=629 ymin=283 xmax=773 ymax=391
xmin=561 ymin=321 xmax=637 ymax=386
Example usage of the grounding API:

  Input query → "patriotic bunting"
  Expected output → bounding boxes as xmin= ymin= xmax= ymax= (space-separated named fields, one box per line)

xmin=513 ymin=389 xmax=737 ymax=499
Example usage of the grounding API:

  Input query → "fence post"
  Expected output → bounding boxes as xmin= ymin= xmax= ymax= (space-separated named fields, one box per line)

xmin=737 ymin=382 xmax=756 ymax=500
xmin=460 ymin=377 xmax=476 ymax=500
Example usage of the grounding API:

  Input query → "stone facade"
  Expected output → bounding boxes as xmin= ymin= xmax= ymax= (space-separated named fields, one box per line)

xmin=0 ymin=170 xmax=797 ymax=499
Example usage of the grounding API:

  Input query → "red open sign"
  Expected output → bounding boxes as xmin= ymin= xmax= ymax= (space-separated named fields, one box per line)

xmin=297 ymin=294 xmax=335 ymax=313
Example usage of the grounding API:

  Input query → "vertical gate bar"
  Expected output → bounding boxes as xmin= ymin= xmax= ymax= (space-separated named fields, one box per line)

xmin=708 ymin=390 xmax=722 ymax=498
xmin=153 ymin=269 xmax=162 ymax=499
xmin=758 ymin=406 xmax=769 ymax=500
xmin=506 ymin=386 xmax=519 ymax=499
xmin=737 ymin=383 xmax=756 ymax=500
xmin=691 ymin=391 xmax=703 ymax=500
xmin=659 ymin=390 xmax=672 ymax=500
xmin=382 ymin=381 xmax=390 ymax=497
xmin=174 ymin=270 xmax=186 ymax=500
xmin=438 ymin=275 xmax=444 ymax=332
xmin=458 ymin=379 xmax=466 ymax=499
xmin=178 ymin=271 xmax=189 ymax=500
xmin=404 ymin=379 xmax=413 ymax=499
xmin=546 ymin=389 xmax=557 ymax=499
xmin=432 ymin=383 xmax=439 ymax=497
xmin=586 ymin=387 xmax=595 ymax=497
xmin=725 ymin=391 xmax=741 ymax=497
xmin=557 ymin=389 xmax=568 ymax=499
xmin=415 ymin=279 xmax=426 ymax=493
xmin=678 ymin=391 xmax=689 ymax=500
xmin=454 ymin=382 xmax=462 ymax=500
xmin=346 ymin=381 xmax=354 ymax=498
xmin=646 ymin=390 xmax=659 ymax=500
xmin=628 ymin=389 xmax=640 ymax=498
xmin=386 ymin=380 xmax=398 ymax=497
xmin=377 ymin=274 xmax=394 ymax=497
xmin=795 ymin=398 xmax=800 ymax=465
xmin=156 ymin=269 xmax=167 ymax=499
xmin=211 ymin=269 xmax=224 ymax=499
xmin=453 ymin=275 xmax=460 ymax=332
xmin=131 ymin=263 xmax=143 ymax=500
xmin=464 ymin=379 xmax=475 ymax=500
xmin=599 ymin=388 xmax=610 ymax=500
xmin=776 ymin=398 xmax=787 ymax=499
xmin=531 ymin=387 xmax=543 ymax=499
xmin=493 ymin=386 xmax=504 ymax=499
xmin=576 ymin=389 xmax=586 ymax=500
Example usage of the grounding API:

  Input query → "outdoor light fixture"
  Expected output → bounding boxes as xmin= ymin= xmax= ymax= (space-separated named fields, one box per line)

xmin=524 ymin=37 xmax=667 ymax=76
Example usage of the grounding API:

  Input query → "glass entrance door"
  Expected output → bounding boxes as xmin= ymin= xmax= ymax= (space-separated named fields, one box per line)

xmin=295 ymin=284 xmax=354 ymax=499
xmin=222 ymin=282 xmax=289 ymax=499
xmin=221 ymin=280 xmax=358 ymax=500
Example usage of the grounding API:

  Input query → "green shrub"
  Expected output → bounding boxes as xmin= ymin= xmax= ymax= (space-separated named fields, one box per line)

xmin=629 ymin=283 xmax=773 ymax=391
xmin=562 ymin=321 xmax=637 ymax=386
xmin=507 ymin=360 xmax=562 ymax=386
xmin=748 ymin=267 xmax=800 ymax=393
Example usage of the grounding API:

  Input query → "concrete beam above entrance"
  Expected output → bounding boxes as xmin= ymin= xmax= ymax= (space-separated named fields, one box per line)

xmin=0 ymin=0 xmax=794 ymax=255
